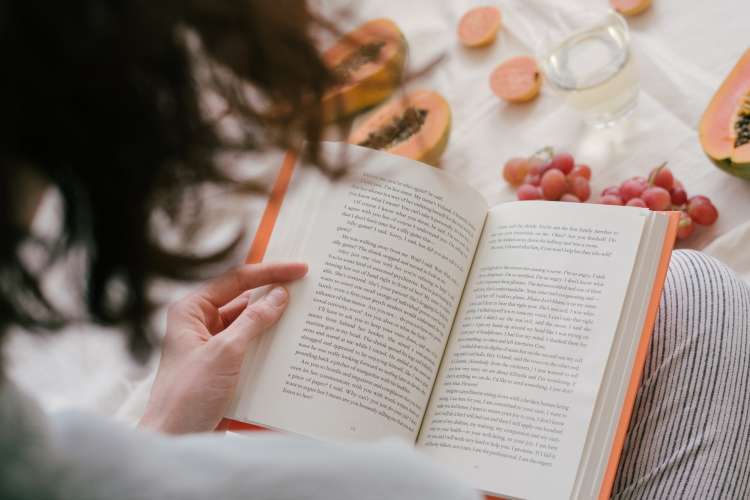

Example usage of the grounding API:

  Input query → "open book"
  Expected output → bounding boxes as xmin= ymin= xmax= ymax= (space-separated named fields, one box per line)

xmin=225 ymin=143 xmax=679 ymax=500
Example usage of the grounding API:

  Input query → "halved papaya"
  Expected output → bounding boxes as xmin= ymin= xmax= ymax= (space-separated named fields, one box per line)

xmin=348 ymin=90 xmax=451 ymax=166
xmin=699 ymin=48 xmax=750 ymax=179
xmin=321 ymin=19 xmax=407 ymax=123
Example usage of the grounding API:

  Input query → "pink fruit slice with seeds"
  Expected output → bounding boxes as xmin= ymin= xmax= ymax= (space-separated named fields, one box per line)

xmin=490 ymin=56 xmax=543 ymax=103
xmin=458 ymin=6 xmax=502 ymax=48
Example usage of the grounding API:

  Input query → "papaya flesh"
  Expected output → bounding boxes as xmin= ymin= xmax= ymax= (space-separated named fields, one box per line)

xmin=348 ymin=90 xmax=451 ymax=166
xmin=699 ymin=48 xmax=750 ymax=179
xmin=321 ymin=19 xmax=407 ymax=123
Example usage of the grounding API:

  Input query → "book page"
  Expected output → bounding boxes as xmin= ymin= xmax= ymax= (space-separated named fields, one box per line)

xmin=417 ymin=201 xmax=649 ymax=500
xmin=227 ymin=143 xmax=488 ymax=443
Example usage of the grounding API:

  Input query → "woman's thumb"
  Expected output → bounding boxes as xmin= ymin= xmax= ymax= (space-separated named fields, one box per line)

xmin=220 ymin=286 xmax=289 ymax=349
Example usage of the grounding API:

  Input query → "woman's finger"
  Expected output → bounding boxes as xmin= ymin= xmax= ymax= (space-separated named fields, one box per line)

xmin=215 ymin=290 xmax=253 ymax=332
xmin=194 ymin=262 xmax=307 ymax=308
xmin=217 ymin=285 xmax=290 ymax=352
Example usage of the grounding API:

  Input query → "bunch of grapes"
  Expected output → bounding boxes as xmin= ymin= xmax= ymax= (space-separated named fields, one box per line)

xmin=598 ymin=163 xmax=718 ymax=239
xmin=503 ymin=148 xmax=592 ymax=203
xmin=502 ymin=151 xmax=719 ymax=240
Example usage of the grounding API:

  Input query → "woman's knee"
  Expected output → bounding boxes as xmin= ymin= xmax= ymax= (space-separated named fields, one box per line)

xmin=667 ymin=250 xmax=745 ymax=290
xmin=618 ymin=251 xmax=750 ymax=500
xmin=653 ymin=249 xmax=750 ymax=358
xmin=663 ymin=250 xmax=748 ymax=319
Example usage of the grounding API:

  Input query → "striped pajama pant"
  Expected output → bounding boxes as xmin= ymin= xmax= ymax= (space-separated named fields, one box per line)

xmin=612 ymin=250 xmax=750 ymax=499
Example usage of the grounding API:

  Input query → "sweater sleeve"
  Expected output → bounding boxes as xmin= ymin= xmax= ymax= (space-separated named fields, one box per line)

xmin=48 ymin=411 xmax=480 ymax=500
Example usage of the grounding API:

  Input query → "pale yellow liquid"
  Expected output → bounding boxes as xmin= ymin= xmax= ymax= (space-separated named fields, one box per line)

xmin=542 ymin=21 xmax=639 ymax=127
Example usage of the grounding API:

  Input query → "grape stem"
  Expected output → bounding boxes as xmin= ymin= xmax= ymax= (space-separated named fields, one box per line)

xmin=648 ymin=161 xmax=669 ymax=186
xmin=530 ymin=146 xmax=554 ymax=163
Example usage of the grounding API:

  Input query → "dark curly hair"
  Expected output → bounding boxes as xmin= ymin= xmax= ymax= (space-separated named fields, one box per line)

xmin=0 ymin=0 xmax=337 ymax=365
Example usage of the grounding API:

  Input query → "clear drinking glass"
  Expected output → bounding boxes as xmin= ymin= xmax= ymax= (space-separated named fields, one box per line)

xmin=538 ymin=9 xmax=639 ymax=128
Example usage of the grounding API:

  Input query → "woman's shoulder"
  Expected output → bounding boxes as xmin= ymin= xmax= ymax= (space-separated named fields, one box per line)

xmin=0 ymin=381 xmax=58 ymax=500
xmin=1 ymin=383 xmax=478 ymax=500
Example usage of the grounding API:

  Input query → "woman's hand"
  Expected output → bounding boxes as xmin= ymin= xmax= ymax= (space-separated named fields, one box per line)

xmin=139 ymin=262 xmax=308 ymax=434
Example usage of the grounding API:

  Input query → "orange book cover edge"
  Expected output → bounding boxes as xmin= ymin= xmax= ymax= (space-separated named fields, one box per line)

xmin=596 ymin=209 xmax=680 ymax=500
xmin=217 ymin=150 xmax=298 ymax=433
xmin=220 ymin=153 xmax=681 ymax=500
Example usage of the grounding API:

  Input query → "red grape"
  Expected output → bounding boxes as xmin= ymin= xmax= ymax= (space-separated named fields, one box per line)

xmin=620 ymin=177 xmax=648 ymax=202
xmin=569 ymin=164 xmax=592 ymax=180
xmin=677 ymin=212 xmax=695 ymax=239
xmin=600 ymin=194 xmax=624 ymax=205
xmin=687 ymin=196 xmax=718 ymax=225
xmin=570 ymin=176 xmax=591 ymax=201
xmin=541 ymin=169 xmax=567 ymax=200
xmin=670 ymin=180 xmax=688 ymax=206
xmin=626 ymin=197 xmax=647 ymax=208
xmin=503 ymin=157 xmax=530 ymax=186
xmin=650 ymin=165 xmax=674 ymax=190
xmin=517 ymin=184 xmax=542 ymax=200
xmin=506 ymin=153 xmax=716 ymax=225
xmin=689 ymin=194 xmax=710 ymax=204
xmin=528 ymin=157 xmax=546 ymax=175
xmin=539 ymin=164 xmax=556 ymax=177
xmin=524 ymin=173 xmax=542 ymax=186
xmin=561 ymin=193 xmax=581 ymax=202
xmin=642 ymin=186 xmax=671 ymax=211
xmin=549 ymin=152 xmax=575 ymax=174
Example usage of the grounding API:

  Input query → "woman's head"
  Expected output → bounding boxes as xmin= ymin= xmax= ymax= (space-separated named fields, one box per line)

xmin=0 ymin=0 xmax=335 ymax=362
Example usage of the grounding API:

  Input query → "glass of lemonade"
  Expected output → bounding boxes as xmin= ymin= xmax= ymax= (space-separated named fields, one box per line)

xmin=538 ymin=8 xmax=639 ymax=128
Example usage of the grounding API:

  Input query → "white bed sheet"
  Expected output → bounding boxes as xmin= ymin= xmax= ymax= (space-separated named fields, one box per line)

xmin=6 ymin=0 xmax=750 ymax=420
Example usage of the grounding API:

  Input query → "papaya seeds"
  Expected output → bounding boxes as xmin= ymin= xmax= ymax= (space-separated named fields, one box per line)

xmin=735 ymin=97 xmax=750 ymax=148
xmin=349 ymin=90 xmax=451 ymax=166
xmin=358 ymin=107 xmax=428 ymax=150
xmin=333 ymin=42 xmax=386 ymax=81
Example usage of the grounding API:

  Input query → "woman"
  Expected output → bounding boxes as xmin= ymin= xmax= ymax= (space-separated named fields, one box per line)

xmin=1 ymin=1 xmax=748 ymax=499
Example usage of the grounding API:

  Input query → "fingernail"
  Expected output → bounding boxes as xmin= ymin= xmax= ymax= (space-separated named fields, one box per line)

xmin=266 ymin=286 xmax=288 ymax=306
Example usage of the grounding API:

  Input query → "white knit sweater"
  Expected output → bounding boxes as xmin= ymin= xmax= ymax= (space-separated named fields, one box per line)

xmin=0 ymin=383 xmax=479 ymax=500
